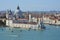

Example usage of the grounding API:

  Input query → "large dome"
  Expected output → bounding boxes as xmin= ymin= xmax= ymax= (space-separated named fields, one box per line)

xmin=14 ymin=6 xmax=22 ymax=15
xmin=14 ymin=6 xmax=24 ymax=18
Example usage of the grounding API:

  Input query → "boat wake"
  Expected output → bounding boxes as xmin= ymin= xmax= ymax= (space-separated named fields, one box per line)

xmin=8 ymin=34 xmax=18 ymax=37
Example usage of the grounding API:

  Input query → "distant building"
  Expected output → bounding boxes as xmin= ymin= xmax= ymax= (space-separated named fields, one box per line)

xmin=14 ymin=6 xmax=23 ymax=19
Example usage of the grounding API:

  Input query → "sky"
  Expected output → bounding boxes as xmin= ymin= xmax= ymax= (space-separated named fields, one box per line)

xmin=0 ymin=0 xmax=60 ymax=11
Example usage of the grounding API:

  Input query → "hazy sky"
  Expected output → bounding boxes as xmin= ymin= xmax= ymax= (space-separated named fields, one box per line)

xmin=0 ymin=0 xmax=60 ymax=11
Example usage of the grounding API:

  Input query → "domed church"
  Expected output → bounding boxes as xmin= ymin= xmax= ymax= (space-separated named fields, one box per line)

xmin=14 ymin=6 xmax=24 ymax=19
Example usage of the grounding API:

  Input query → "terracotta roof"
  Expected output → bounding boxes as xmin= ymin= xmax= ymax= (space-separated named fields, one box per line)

xmin=13 ymin=20 xmax=37 ymax=25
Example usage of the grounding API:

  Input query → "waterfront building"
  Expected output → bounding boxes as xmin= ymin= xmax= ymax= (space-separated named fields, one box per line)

xmin=5 ymin=6 xmax=46 ymax=29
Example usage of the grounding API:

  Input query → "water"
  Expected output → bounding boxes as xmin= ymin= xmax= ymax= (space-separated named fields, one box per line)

xmin=0 ymin=25 xmax=60 ymax=40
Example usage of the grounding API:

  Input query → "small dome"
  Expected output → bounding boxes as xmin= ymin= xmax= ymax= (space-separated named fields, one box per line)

xmin=17 ymin=6 xmax=20 ymax=10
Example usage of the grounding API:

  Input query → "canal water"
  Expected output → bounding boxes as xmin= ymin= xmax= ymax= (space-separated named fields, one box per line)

xmin=0 ymin=25 xmax=60 ymax=40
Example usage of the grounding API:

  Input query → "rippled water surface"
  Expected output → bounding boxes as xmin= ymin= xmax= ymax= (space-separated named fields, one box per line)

xmin=0 ymin=25 xmax=60 ymax=40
